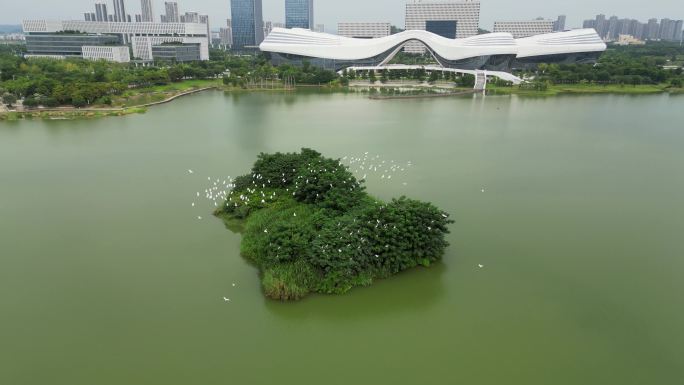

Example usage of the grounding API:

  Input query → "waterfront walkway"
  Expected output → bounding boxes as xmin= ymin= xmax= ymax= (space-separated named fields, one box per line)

xmin=343 ymin=64 xmax=524 ymax=87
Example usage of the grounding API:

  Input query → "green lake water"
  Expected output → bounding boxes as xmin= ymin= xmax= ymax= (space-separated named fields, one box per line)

xmin=1 ymin=91 xmax=683 ymax=385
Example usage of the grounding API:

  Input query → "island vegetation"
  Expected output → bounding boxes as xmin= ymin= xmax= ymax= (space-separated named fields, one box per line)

xmin=214 ymin=149 xmax=453 ymax=300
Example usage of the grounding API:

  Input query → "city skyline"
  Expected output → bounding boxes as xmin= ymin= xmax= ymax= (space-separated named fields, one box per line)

xmin=3 ymin=0 xmax=683 ymax=33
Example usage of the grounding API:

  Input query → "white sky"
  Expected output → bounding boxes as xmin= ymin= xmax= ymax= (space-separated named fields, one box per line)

xmin=2 ymin=0 xmax=682 ymax=32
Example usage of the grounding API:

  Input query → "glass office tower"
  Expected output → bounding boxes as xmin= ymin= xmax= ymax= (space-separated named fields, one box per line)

xmin=231 ymin=0 xmax=264 ymax=49
xmin=285 ymin=0 xmax=313 ymax=29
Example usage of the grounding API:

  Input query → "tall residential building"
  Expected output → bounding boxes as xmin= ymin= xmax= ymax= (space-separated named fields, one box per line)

xmin=338 ymin=22 xmax=392 ymax=39
xmin=607 ymin=16 xmax=619 ymax=40
xmin=95 ymin=3 xmax=109 ymax=22
xmin=230 ymin=0 xmax=264 ymax=49
xmin=646 ymin=18 xmax=660 ymax=40
xmin=84 ymin=13 xmax=96 ymax=22
xmin=140 ymin=0 xmax=154 ymax=22
xmin=493 ymin=19 xmax=554 ymax=38
xmin=200 ymin=14 xmax=211 ymax=44
xmin=553 ymin=15 xmax=566 ymax=31
xmin=595 ymin=14 xmax=608 ymax=38
xmin=581 ymin=14 xmax=684 ymax=42
xmin=182 ymin=12 xmax=200 ymax=23
xmin=582 ymin=19 xmax=596 ymax=29
xmin=113 ymin=0 xmax=127 ymax=22
xmin=674 ymin=20 xmax=683 ymax=42
xmin=135 ymin=14 xmax=142 ymax=22
xmin=285 ymin=0 xmax=314 ymax=29
xmin=659 ymin=18 xmax=681 ymax=41
xmin=264 ymin=21 xmax=273 ymax=37
xmin=164 ymin=2 xmax=180 ymax=23
xmin=404 ymin=0 xmax=480 ymax=53
xmin=220 ymin=23 xmax=233 ymax=47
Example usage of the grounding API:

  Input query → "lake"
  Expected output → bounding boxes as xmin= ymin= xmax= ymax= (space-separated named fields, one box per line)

xmin=1 ymin=91 xmax=683 ymax=385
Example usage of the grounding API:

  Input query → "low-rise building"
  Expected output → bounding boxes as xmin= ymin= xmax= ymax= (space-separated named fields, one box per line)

xmin=615 ymin=34 xmax=645 ymax=46
xmin=22 ymin=20 xmax=210 ymax=62
xmin=25 ymin=33 xmax=123 ymax=57
xmin=82 ymin=45 xmax=131 ymax=62
xmin=151 ymin=43 xmax=201 ymax=62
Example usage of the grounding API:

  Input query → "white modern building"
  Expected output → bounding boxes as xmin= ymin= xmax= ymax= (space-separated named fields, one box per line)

xmin=22 ymin=20 xmax=210 ymax=61
xmin=404 ymin=0 xmax=480 ymax=53
xmin=82 ymin=46 xmax=131 ymax=62
xmin=260 ymin=28 xmax=607 ymax=73
xmin=493 ymin=19 xmax=555 ymax=38
xmin=338 ymin=23 xmax=392 ymax=39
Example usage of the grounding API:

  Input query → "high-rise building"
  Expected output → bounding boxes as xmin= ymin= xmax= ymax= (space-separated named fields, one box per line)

xmin=220 ymin=22 xmax=233 ymax=47
xmin=493 ymin=19 xmax=554 ymax=38
xmin=659 ymin=18 xmax=679 ymax=41
xmin=553 ymin=15 xmax=566 ymax=31
xmin=182 ymin=12 xmax=200 ymax=23
xmin=113 ymin=0 xmax=127 ymax=23
xmin=200 ymin=14 xmax=211 ymax=44
xmin=141 ymin=0 xmax=154 ymax=22
xmin=404 ymin=0 xmax=480 ymax=53
xmin=264 ymin=21 xmax=273 ymax=37
xmin=285 ymin=0 xmax=314 ymax=29
xmin=646 ymin=18 xmax=660 ymax=40
xmin=84 ymin=13 xmax=96 ymax=22
xmin=164 ymin=2 xmax=180 ymax=23
xmin=95 ymin=3 xmax=109 ymax=22
xmin=135 ymin=14 xmax=142 ymax=23
xmin=674 ymin=20 xmax=683 ymax=42
xmin=230 ymin=0 xmax=264 ymax=49
xmin=607 ymin=16 xmax=619 ymax=40
xmin=338 ymin=22 xmax=392 ymax=39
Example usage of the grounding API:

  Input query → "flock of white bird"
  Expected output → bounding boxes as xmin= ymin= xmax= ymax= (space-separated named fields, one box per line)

xmin=187 ymin=153 xmax=488 ymax=303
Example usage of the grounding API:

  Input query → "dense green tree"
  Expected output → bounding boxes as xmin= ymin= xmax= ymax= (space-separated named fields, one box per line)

xmin=219 ymin=149 xmax=453 ymax=300
xmin=2 ymin=93 xmax=17 ymax=107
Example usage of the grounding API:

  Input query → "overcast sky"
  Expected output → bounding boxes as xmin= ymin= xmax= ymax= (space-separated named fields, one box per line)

xmin=2 ymin=0 xmax=682 ymax=31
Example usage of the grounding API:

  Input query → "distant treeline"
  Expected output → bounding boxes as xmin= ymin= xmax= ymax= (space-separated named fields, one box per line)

xmin=523 ymin=42 xmax=684 ymax=87
xmin=0 ymin=47 xmax=341 ymax=108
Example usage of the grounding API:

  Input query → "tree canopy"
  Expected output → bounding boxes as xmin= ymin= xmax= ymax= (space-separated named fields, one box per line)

xmin=217 ymin=149 xmax=454 ymax=300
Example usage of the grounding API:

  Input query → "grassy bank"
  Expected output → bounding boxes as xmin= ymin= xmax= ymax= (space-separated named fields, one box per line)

xmin=0 ymin=107 xmax=147 ymax=121
xmin=487 ymin=83 xmax=673 ymax=96
xmin=1 ymin=79 xmax=220 ymax=121
xmin=115 ymin=79 xmax=222 ymax=107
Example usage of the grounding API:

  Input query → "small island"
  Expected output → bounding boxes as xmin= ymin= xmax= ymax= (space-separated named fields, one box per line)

xmin=214 ymin=149 xmax=454 ymax=301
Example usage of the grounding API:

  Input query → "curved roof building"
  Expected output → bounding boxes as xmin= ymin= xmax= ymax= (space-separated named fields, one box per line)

xmin=259 ymin=28 xmax=606 ymax=72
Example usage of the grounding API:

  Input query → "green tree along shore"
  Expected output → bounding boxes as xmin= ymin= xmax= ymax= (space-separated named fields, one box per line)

xmin=1 ymin=41 xmax=683 ymax=117
xmin=214 ymin=149 xmax=453 ymax=300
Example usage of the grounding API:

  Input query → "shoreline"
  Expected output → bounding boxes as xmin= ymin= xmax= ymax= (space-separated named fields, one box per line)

xmin=1 ymin=81 xmax=682 ymax=121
